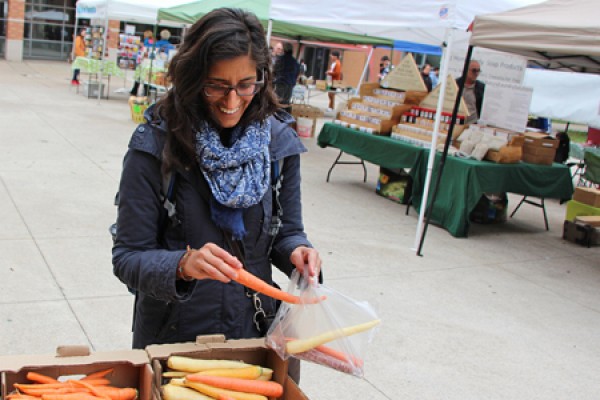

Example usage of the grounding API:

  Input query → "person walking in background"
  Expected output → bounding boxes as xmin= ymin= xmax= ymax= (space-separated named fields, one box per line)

xmin=143 ymin=30 xmax=154 ymax=47
xmin=112 ymin=8 xmax=321 ymax=384
xmin=156 ymin=29 xmax=175 ymax=55
xmin=130 ymin=31 xmax=154 ymax=97
xmin=456 ymin=60 xmax=485 ymax=124
xmin=430 ymin=66 xmax=439 ymax=88
xmin=326 ymin=50 xmax=342 ymax=111
xmin=298 ymin=59 xmax=307 ymax=84
xmin=273 ymin=42 xmax=300 ymax=107
xmin=379 ymin=55 xmax=392 ymax=82
xmin=71 ymin=28 xmax=86 ymax=85
xmin=271 ymin=42 xmax=283 ymax=67
xmin=421 ymin=64 xmax=433 ymax=92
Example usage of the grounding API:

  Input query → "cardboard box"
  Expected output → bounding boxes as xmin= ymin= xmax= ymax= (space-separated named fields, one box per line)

xmin=291 ymin=104 xmax=324 ymax=137
xmin=358 ymin=82 xmax=380 ymax=97
xmin=523 ymin=132 xmax=559 ymax=149
xmin=521 ymin=132 xmax=558 ymax=165
xmin=146 ymin=335 xmax=308 ymax=400
xmin=575 ymin=215 xmax=600 ymax=227
xmin=0 ymin=346 xmax=153 ymax=400
xmin=315 ymin=80 xmax=327 ymax=91
xmin=573 ymin=187 xmax=600 ymax=207
xmin=81 ymin=81 xmax=107 ymax=99
xmin=563 ymin=220 xmax=600 ymax=247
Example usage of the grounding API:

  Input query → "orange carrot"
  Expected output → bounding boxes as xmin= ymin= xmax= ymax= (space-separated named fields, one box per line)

xmin=217 ymin=396 xmax=237 ymax=400
xmin=41 ymin=394 xmax=105 ymax=400
xmin=26 ymin=371 xmax=59 ymax=384
xmin=94 ymin=387 xmax=138 ymax=400
xmin=82 ymin=368 xmax=114 ymax=381
xmin=234 ymin=269 xmax=325 ymax=304
xmin=185 ymin=375 xmax=283 ymax=397
xmin=315 ymin=344 xmax=363 ymax=367
xmin=284 ymin=337 xmax=363 ymax=366
xmin=71 ymin=380 xmax=111 ymax=400
xmin=6 ymin=394 xmax=40 ymax=400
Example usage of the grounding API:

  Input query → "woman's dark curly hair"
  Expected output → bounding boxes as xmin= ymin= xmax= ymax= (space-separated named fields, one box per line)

xmin=157 ymin=7 xmax=278 ymax=171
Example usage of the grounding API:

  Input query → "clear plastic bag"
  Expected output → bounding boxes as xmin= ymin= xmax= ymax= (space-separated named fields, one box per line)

xmin=265 ymin=270 xmax=380 ymax=377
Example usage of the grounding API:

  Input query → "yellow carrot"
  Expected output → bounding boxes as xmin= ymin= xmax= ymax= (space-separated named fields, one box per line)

xmin=190 ymin=366 xmax=263 ymax=380
xmin=182 ymin=381 xmax=267 ymax=400
xmin=162 ymin=384 xmax=213 ymax=400
xmin=286 ymin=319 xmax=381 ymax=354
xmin=162 ymin=371 xmax=188 ymax=378
xmin=167 ymin=356 xmax=253 ymax=373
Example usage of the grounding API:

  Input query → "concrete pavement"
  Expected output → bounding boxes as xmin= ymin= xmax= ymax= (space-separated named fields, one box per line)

xmin=1 ymin=60 xmax=599 ymax=400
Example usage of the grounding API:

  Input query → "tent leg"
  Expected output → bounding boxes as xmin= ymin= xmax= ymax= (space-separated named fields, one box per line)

xmin=416 ymin=45 xmax=474 ymax=256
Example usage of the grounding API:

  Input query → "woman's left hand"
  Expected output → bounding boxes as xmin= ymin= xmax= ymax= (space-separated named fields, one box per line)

xmin=290 ymin=246 xmax=322 ymax=278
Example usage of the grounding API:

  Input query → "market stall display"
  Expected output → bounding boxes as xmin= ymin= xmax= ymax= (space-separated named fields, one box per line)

xmin=71 ymin=57 xmax=124 ymax=99
xmin=318 ymin=122 xmax=574 ymax=237
xmin=117 ymin=33 xmax=142 ymax=69
xmin=83 ymin=26 xmax=105 ymax=60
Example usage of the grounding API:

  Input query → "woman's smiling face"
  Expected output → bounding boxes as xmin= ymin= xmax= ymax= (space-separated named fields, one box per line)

xmin=204 ymin=55 xmax=259 ymax=129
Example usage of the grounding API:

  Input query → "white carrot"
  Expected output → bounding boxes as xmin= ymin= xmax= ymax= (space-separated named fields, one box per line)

xmin=162 ymin=383 xmax=214 ymax=400
xmin=167 ymin=356 xmax=254 ymax=372
xmin=286 ymin=319 xmax=381 ymax=354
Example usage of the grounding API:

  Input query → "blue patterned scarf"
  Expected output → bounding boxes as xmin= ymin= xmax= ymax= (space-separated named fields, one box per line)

xmin=195 ymin=119 xmax=271 ymax=239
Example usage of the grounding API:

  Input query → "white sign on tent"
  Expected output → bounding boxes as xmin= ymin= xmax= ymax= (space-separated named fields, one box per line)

xmin=479 ymin=83 xmax=533 ymax=132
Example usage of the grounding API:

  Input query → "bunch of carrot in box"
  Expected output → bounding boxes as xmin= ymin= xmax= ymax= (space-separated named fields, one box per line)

xmin=6 ymin=369 xmax=137 ymax=400
xmin=161 ymin=356 xmax=281 ymax=400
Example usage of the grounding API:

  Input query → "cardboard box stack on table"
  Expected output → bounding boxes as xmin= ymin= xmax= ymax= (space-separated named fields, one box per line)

xmin=521 ymin=132 xmax=559 ymax=165
xmin=334 ymin=54 xmax=429 ymax=136
xmin=563 ymin=186 xmax=600 ymax=247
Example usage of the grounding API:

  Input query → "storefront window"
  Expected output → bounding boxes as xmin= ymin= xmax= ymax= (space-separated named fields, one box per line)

xmin=23 ymin=0 xmax=76 ymax=60
xmin=0 ymin=1 xmax=7 ymax=58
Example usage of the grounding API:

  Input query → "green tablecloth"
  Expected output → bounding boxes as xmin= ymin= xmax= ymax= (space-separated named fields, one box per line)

xmin=71 ymin=57 xmax=124 ymax=78
xmin=318 ymin=123 xmax=575 ymax=237
xmin=410 ymin=151 xmax=574 ymax=237
xmin=318 ymin=123 xmax=425 ymax=169
xmin=570 ymin=142 xmax=600 ymax=160
xmin=134 ymin=64 xmax=167 ymax=82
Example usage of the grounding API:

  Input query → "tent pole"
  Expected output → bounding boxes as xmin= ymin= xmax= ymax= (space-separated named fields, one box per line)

xmin=355 ymin=46 xmax=374 ymax=96
xmin=97 ymin=0 xmax=109 ymax=102
xmin=72 ymin=10 xmax=79 ymax=61
xmin=412 ymin=27 xmax=454 ymax=254
xmin=416 ymin=44 xmax=474 ymax=256
xmin=266 ymin=19 xmax=273 ymax=44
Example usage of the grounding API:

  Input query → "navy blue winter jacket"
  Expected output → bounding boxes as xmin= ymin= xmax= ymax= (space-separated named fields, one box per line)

xmin=112 ymin=105 xmax=311 ymax=349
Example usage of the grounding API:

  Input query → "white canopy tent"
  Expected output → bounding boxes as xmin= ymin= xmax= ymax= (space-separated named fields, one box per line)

xmin=524 ymin=68 xmax=600 ymax=128
xmin=270 ymin=0 xmax=547 ymax=254
xmin=76 ymin=0 xmax=190 ymax=26
xmin=470 ymin=0 xmax=600 ymax=127
xmin=469 ymin=0 xmax=600 ymax=74
xmin=418 ymin=0 xmax=600 ymax=253
xmin=74 ymin=0 xmax=191 ymax=100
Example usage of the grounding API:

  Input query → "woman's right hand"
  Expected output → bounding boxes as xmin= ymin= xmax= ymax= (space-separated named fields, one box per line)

xmin=178 ymin=243 xmax=243 ymax=282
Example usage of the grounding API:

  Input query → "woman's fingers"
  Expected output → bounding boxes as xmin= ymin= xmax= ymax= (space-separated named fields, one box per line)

xmin=186 ymin=243 xmax=242 ymax=282
xmin=290 ymin=246 xmax=322 ymax=278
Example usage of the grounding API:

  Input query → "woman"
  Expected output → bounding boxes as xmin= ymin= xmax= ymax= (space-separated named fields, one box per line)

xmin=112 ymin=7 xmax=321 ymax=355
xmin=71 ymin=28 xmax=86 ymax=85
xmin=326 ymin=50 xmax=342 ymax=111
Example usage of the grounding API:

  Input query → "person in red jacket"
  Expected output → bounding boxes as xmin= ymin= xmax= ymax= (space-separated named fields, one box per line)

xmin=326 ymin=50 xmax=342 ymax=111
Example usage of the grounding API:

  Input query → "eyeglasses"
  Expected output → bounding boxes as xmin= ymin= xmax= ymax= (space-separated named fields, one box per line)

xmin=202 ymin=75 xmax=265 ymax=97
xmin=470 ymin=68 xmax=481 ymax=74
